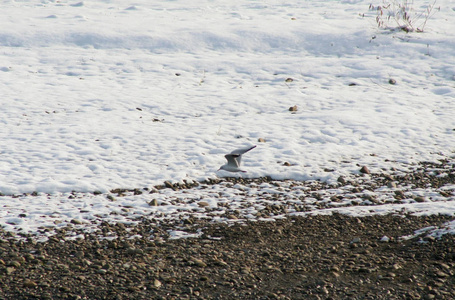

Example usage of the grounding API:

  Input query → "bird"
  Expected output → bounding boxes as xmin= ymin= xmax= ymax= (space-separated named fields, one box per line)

xmin=218 ymin=145 xmax=256 ymax=173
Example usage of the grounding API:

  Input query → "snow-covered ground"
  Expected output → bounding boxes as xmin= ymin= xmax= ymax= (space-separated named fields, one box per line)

xmin=0 ymin=0 xmax=454 ymax=240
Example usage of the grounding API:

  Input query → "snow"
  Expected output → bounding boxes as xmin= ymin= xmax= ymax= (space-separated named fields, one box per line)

xmin=0 ymin=0 xmax=454 ymax=240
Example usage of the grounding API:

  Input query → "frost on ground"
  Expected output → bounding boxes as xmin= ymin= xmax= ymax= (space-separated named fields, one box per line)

xmin=0 ymin=1 xmax=454 ymax=239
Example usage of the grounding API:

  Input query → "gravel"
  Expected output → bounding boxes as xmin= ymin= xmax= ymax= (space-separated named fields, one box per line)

xmin=1 ymin=160 xmax=455 ymax=299
xmin=1 ymin=214 xmax=455 ymax=299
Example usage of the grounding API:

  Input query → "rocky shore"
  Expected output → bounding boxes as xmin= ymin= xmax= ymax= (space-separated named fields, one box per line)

xmin=1 ymin=160 xmax=455 ymax=299
xmin=1 ymin=213 xmax=455 ymax=299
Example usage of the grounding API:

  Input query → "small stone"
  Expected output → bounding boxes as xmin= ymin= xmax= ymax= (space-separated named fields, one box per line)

xmin=214 ymin=259 xmax=228 ymax=267
xmin=389 ymin=78 xmax=396 ymax=85
xmin=285 ymin=78 xmax=294 ymax=82
xmin=6 ymin=267 xmax=15 ymax=275
xmin=283 ymin=162 xmax=291 ymax=166
xmin=380 ymin=236 xmax=390 ymax=242
xmin=70 ymin=219 xmax=83 ymax=225
xmin=359 ymin=166 xmax=370 ymax=174
xmin=383 ymin=174 xmax=394 ymax=180
xmin=440 ymin=191 xmax=450 ymax=197
xmin=126 ymin=247 xmax=144 ymax=255
xmin=414 ymin=196 xmax=425 ymax=203
xmin=337 ymin=176 xmax=346 ymax=184
xmin=258 ymin=138 xmax=266 ymax=143
xmin=387 ymin=181 xmax=397 ymax=188
xmin=350 ymin=237 xmax=361 ymax=244
xmin=289 ymin=105 xmax=298 ymax=112
xmin=394 ymin=190 xmax=405 ymax=198
xmin=23 ymin=279 xmax=37 ymax=288
xmin=8 ymin=261 xmax=21 ymax=268
xmin=149 ymin=199 xmax=158 ymax=206
xmin=191 ymin=258 xmax=207 ymax=268
xmin=127 ymin=286 xmax=140 ymax=292
xmin=435 ymin=270 xmax=449 ymax=278
xmin=331 ymin=271 xmax=340 ymax=277
xmin=164 ymin=181 xmax=173 ymax=188
xmin=437 ymin=263 xmax=451 ymax=270
xmin=153 ymin=279 xmax=162 ymax=288
xmin=198 ymin=201 xmax=209 ymax=207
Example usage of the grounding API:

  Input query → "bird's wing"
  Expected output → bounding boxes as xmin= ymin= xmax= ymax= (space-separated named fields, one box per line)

xmin=225 ymin=154 xmax=241 ymax=167
xmin=231 ymin=145 xmax=257 ymax=155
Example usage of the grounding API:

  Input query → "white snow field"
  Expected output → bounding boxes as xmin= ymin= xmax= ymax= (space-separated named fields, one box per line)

xmin=0 ymin=0 xmax=454 ymax=239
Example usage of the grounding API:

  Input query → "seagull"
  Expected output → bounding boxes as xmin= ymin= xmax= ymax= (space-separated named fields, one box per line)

xmin=218 ymin=145 xmax=256 ymax=173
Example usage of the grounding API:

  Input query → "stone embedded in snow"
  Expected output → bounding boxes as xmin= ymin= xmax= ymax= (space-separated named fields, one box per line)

xmin=337 ymin=176 xmax=346 ymax=184
xmin=394 ymin=190 xmax=405 ymax=199
xmin=360 ymin=166 xmax=370 ymax=174
xmin=414 ymin=196 xmax=425 ymax=203
xmin=289 ymin=105 xmax=298 ymax=112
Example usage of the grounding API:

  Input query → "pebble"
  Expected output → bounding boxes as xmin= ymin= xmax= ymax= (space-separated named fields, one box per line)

xmin=23 ymin=279 xmax=37 ymax=288
xmin=197 ymin=201 xmax=210 ymax=207
xmin=380 ymin=236 xmax=390 ymax=242
xmin=8 ymin=260 xmax=21 ymax=268
xmin=350 ymin=237 xmax=361 ymax=244
xmin=191 ymin=258 xmax=207 ymax=267
xmin=435 ymin=270 xmax=449 ymax=278
xmin=153 ymin=279 xmax=162 ymax=288
xmin=394 ymin=190 xmax=405 ymax=199
xmin=414 ymin=196 xmax=425 ymax=203
xmin=360 ymin=166 xmax=370 ymax=174
xmin=70 ymin=219 xmax=83 ymax=225
xmin=337 ymin=176 xmax=346 ymax=184
xmin=289 ymin=105 xmax=298 ymax=112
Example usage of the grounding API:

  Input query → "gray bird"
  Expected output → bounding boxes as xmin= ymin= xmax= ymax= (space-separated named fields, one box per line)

xmin=218 ymin=145 xmax=256 ymax=173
